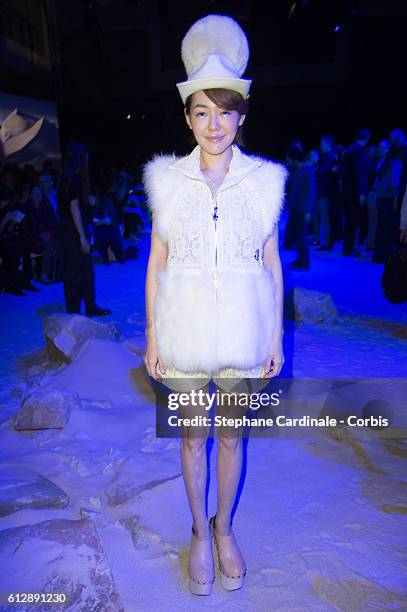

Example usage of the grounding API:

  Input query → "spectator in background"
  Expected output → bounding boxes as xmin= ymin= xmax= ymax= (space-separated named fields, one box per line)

xmin=284 ymin=144 xmax=316 ymax=270
xmin=57 ymin=143 xmax=111 ymax=317
xmin=25 ymin=185 xmax=58 ymax=283
xmin=90 ymin=188 xmax=125 ymax=265
xmin=305 ymin=149 xmax=320 ymax=169
xmin=313 ymin=134 xmax=335 ymax=250
xmin=342 ymin=128 xmax=370 ymax=256
xmin=16 ymin=182 xmax=41 ymax=290
xmin=111 ymin=169 xmax=128 ymax=226
xmin=329 ymin=144 xmax=345 ymax=248
xmin=400 ymin=182 xmax=407 ymax=243
xmin=366 ymin=139 xmax=390 ymax=251
xmin=39 ymin=171 xmax=58 ymax=215
xmin=0 ymin=184 xmax=25 ymax=295
xmin=373 ymin=129 xmax=406 ymax=263
xmin=283 ymin=140 xmax=304 ymax=249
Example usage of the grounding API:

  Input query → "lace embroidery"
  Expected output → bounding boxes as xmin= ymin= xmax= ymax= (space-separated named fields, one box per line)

xmin=166 ymin=182 xmax=266 ymax=270
xmin=167 ymin=184 xmax=210 ymax=267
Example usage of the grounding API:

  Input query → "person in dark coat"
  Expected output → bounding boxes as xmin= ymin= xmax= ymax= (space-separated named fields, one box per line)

xmin=342 ymin=129 xmax=370 ymax=255
xmin=56 ymin=143 xmax=111 ymax=316
xmin=284 ymin=145 xmax=316 ymax=269
xmin=313 ymin=134 xmax=335 ymax=250
xmin=373 ymin=130 xmax=406 ymax=263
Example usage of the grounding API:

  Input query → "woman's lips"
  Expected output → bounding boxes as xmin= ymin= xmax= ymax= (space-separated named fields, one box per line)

xmin=207 ymin=136 xmax=224 ymax=142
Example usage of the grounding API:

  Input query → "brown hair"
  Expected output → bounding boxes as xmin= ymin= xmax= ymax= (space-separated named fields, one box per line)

xmin=185 ymin=88 xmax=249 ymax=147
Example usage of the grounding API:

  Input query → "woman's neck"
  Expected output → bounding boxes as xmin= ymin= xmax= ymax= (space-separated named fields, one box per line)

xmin=199 ymin=145 xmax=233 ymax=172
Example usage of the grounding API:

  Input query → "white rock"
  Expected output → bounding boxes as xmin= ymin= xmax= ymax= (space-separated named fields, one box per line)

xmin=286 ymin=287 xmax=337 ymax=322
xmin=43 ymin=314 xmax=120 ymax=363
xmin=0 ymin=469 xmax=69 ymax=516
xmin=14 ymin=389 xmax=81 ymax=430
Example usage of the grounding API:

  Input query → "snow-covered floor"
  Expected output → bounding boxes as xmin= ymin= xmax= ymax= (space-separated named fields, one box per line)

xmin=0 ymin=235 xmax=406 ymax=611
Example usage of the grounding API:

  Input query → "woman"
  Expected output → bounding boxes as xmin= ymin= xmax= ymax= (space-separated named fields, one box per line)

xmin=143 ymin=15 xmax=286 ymax=595
xmin=57 ymin=143 xmax=111 ymax=316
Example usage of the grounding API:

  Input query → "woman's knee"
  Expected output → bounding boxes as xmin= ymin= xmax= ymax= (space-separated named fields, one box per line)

xmin=182 ymin=435 xmax=208 ymax=454
xmin=217 ymin=434 xmax=243 ymax=452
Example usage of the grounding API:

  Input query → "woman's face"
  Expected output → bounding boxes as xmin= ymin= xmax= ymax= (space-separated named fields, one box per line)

xmin=185 ymin=90 xmax=245 ymax=156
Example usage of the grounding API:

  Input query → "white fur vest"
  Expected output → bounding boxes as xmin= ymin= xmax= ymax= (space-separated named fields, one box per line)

xmin=143 ymin=144 xmax=288 ymax=374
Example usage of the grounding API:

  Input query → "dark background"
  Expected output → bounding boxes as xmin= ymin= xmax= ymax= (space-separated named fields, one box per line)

xmin=1 ymin=0 xmax=406 ymax=164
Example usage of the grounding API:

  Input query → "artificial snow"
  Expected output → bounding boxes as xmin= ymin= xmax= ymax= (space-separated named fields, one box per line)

xmin=0 ymin=235 xmax=406 ymax=611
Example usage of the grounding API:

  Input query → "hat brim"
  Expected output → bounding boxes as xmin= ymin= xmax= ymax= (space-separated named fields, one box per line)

xmin=176 ymin=77 xmax=251 ymax=105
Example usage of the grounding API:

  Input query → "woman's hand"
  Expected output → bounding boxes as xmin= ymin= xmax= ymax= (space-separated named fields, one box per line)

xmin=80 ymin=236 xmax=90 ymax=254
xmin=263 ymin=341 xmax=285 ymax=378
xmin=144 ymin=337 xmax=166 ymax=380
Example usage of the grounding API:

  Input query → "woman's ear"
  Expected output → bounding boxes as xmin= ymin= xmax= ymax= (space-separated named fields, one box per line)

xmin=184 ymin=108 xmax=192 ymax=130
xmin=238 ymin=114 xmax=246 ymax=127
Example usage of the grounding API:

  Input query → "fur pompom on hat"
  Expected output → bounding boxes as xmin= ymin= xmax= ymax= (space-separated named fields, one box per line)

xmin=176 ymin=14 xmax=252 ymax=104
xmin=181 ymin=14 xmax=249 ymax=77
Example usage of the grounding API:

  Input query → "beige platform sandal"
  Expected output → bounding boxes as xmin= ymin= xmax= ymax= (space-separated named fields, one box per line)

xmin=210 ymin=515 xmax=247 ymax=591
xmin=188 ymin=523 xmax=215 ymax=596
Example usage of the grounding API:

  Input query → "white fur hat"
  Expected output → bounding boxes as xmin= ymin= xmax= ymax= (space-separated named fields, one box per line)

xmin=176 ymin=14 xmax=252 ymax=105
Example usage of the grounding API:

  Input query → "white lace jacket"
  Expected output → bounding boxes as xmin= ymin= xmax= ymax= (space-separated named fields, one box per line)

xmin=143 ymin=144 xmax=288 ymax=374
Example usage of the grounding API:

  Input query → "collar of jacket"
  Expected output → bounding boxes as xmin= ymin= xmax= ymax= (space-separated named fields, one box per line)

xmin=168 ymin=144 xmax=262 ymax=193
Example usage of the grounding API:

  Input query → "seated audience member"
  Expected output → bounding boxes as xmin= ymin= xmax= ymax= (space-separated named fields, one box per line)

xmin=90 ymin=189 xmax=125 ymax=265
xmin=15 ymin=182 xmax=41 ymax=290
xmin=25 ymin=185 xmax=58 ymax=283
xmin=0 ymin=184 xmax=25 ymax=295
xmin=39 ymin=170 xmax=59 ymax=215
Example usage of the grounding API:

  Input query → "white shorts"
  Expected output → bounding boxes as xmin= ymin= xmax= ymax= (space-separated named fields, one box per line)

xmin=157 ymin=364 xmax=269 ymax=393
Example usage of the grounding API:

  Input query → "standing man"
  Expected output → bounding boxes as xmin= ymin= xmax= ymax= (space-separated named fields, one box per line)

xmin=285 ymin=145 xmax=316 ymax=270
xmin=313 ymin=134 xmax=335 ymax=250
xmin=373 ymin=130 xmax=405 ymax=263
xmin=400 ymin=183 xmax=407 ymax=243
xmin=342 ymin=129 xmax=370 ymax=256
xmin=57 ymin=143 xmax=111 ymax=317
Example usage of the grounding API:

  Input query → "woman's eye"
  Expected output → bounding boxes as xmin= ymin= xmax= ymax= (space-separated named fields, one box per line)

xmin=222 ymin=111 xmax=231 ymax=116
xmin=196 ymin=112 xmax=206 ymax=117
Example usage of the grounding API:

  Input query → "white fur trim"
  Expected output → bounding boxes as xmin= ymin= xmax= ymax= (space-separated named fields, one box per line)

xmin=142 ymin=153 xmax=178 ymax=243
xmin=155 ymin=268 xmax=276 ymax=374
xmin=246 ymin=160 xmax=289 ymax=239
xmin=181 ymin=14 xmax=249 ymax=77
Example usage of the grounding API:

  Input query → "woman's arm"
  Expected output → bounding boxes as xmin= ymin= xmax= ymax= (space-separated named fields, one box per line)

xmin=144 ymin=216 xmax=168 ymax=378
xmin=262 ymin=227 xmax=285 ymax=377
xmin=70 ymin=199 xmax=89 ymax=253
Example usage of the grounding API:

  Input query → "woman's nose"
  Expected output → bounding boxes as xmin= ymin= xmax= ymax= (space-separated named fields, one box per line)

xmin=208 ymin=113 xmax=221 ymax=131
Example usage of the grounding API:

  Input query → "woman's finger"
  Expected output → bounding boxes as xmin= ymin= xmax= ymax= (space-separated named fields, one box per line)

xmin=149 ymin=359 xmax=159 ymax=379
xmin=157 ymin=357 xmax=166 ymax=375
xmin=263 ymin=357 xmax=284 ymax=378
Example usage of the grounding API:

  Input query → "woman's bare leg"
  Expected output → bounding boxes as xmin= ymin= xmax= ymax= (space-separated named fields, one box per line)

xmin=179 ymin=382 xmax=211 ymax=540
xmin=216 ymin=434 xmax=243 ymax=533
xmin=213 ymin=387 xmax=246 ymax=580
